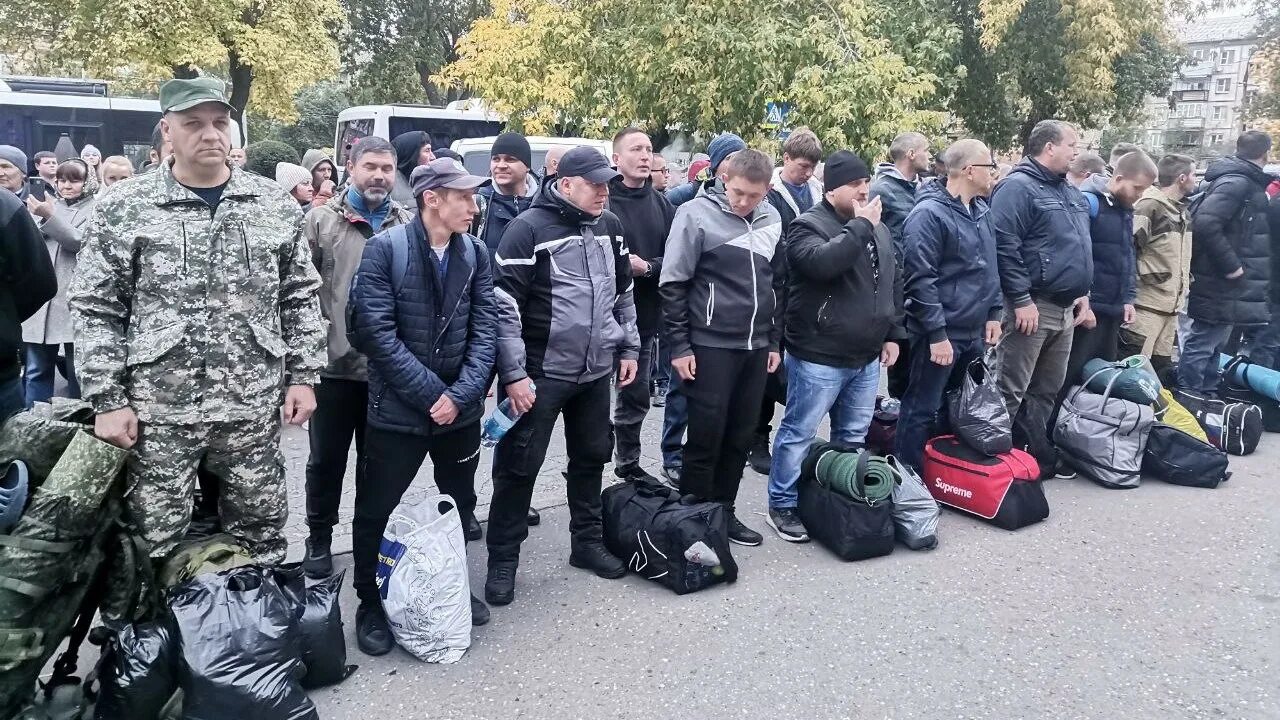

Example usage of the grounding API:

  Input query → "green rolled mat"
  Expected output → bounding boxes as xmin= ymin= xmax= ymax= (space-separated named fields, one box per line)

xmin=815 ymin=448 xmax=895 ymax=505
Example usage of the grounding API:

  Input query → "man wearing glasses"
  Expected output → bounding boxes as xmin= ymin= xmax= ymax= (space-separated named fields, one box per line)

xmin=896 ymin=139 xmax=1004 ymax=470
xmin=650 ymin=155 xmax=671 ymax=192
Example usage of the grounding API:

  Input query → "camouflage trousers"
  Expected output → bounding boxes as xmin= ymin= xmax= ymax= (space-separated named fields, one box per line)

xmin=126 ymin=411 xmax=287 ymax=563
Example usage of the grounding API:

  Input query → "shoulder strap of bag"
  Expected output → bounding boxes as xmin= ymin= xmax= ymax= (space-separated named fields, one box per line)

xmin=385 ymin=223 xmax=411 ymax=297
xmin=1074 ymin=364 xmax=1124 ymax=405
xmin=1084 ymin=192 xmax=1100 ymax=219
xmin=852 ymin=449 xmax=871 ymax=502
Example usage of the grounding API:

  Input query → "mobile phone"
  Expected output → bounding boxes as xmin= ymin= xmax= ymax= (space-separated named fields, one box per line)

xmin=26 ymin=178 xmax=46 ymax=201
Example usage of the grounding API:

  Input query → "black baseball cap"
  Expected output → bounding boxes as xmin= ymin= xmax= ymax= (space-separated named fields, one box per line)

xmin=557 ymin=147 xmax=621 ymax=184
xmin=410 ymin=157 xmax=491 ymax=196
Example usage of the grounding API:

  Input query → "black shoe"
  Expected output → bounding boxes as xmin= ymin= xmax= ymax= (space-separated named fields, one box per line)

xmin=568 ymin=541 xmax=627 ymax=579
xmin=463 ymin=511 xmax=483 ymax=542
xmin=471 ymin=593 xmax=490 ymax=626
xmin=614 ymin=463 xmax=658 ymax=482
xmin=485 ymin=562 xmax=517 ymax=606
xmin=728 ymin=512 xmax=763 ymax=546
xmin=356 ymin=601 xmax=394 ymax=656
xmin=527 ymin=507 xmax=541 ymax=526
xmin=302 ymin=535 xmax=333 ymax=579
xmin=1052 ymin=459 xmax=1078 ymax=480
xmin=765 ymin=508 xmax=809 ymax=543
xmin=747 ymin=434 xmax=772 ymax=475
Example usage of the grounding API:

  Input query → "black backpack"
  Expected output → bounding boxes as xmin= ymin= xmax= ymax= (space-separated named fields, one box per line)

xmin=601 ymin=477 xmax=737 ymax=594
xmin=1142 ymin=424 xmax=1230 ymax=488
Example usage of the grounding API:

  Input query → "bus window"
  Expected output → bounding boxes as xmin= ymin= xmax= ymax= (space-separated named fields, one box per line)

xmin=386 ymin=117 xmax=504 ymax=151
xmin=336 ymin=118 xmax=375 ymax=167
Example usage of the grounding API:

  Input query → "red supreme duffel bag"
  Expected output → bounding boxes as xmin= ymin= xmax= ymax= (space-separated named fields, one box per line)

xmin=921 ymin=436 xmax=1048 ymax=530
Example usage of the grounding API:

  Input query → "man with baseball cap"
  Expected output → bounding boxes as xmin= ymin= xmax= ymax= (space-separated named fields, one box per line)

xmin=69 ymin=77 xmax=326 ymax=565
xmin=485 ymin=146 xmax=640 ymax=607
xmin=347 ymin=156 xmax=498 ymax=654
xmin=765 ymin=150 xmax=904 ymax=543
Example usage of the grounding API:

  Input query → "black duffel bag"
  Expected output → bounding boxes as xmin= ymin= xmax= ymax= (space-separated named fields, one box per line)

xmin=602 ymin=477 xmax=738 ymax=594
xmin=796 ymin=441 xmax=895 ymax=561
xmin=1141 ymin=424 xmax=1231 ymax=488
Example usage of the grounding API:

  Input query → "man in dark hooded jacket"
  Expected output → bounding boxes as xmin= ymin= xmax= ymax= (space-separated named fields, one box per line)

xmin=390 ymin=131 xmax=434 ymax=206
xmin=1179 ymin=130 xmax=1275 ymax=393
xmin=608 ymin=128 xmax=675 ymax=481
xmin=1 ymin=174 xmax=57 ymax=420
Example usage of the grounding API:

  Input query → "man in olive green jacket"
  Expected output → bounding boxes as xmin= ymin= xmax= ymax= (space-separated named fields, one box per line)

xmin=1120 ymin=153 xmax=1195 ymax=373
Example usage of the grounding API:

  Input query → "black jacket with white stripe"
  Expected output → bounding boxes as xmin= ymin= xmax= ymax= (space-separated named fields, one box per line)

xmin=493 ymin=183 xmax=640 ymax=386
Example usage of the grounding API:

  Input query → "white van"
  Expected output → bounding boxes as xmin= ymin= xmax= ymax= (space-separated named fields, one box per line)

xmin=333 ymin=104 xmax=505 ymax=168
xmin=452 ymin=136 xmax=612 ymax=177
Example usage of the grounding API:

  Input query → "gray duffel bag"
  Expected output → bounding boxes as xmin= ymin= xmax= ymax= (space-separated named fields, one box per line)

xmin=1053 ymin=367 xmax=1155 ymax=489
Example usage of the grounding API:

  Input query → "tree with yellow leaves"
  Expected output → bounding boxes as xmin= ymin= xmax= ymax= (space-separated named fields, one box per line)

xmin=436 ymin=0 xmax=944 ymax=159
xmin=0 ymin=0 xmax=342 ymax=131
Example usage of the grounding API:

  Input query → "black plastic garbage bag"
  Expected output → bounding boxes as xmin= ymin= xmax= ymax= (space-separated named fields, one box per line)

xmin=948 ymin=355 xmax=1013 ymax=456
xmin=94 ymin=618 xmax=179 ymax=720
xmin=169 ymin=566 xmax=317 ymax=720
xmin=270 ymin=564 xmax=355 ymax=688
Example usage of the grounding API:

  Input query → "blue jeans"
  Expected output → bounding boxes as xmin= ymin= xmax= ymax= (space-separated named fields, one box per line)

xmin=768 ymin=356 xmax=879 ymax=509
xmin=0 ymin=376 xmax=23 ymax=423
xmin=1177 ymin=317 xmax=1233 ymax=394
xmin=896 ymin=336 xmax=984 ymax=470
xmin=23 ymin=342 xmax=79 ymax=408
xmin=661 ymin=378 xmax=688 ymax=469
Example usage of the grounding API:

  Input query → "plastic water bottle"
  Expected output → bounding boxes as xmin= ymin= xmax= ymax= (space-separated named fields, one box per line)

xmin=480 ymin=382 xmax=536 ymax=448
xmin=880 ymin=396 xmax=901 ymax=416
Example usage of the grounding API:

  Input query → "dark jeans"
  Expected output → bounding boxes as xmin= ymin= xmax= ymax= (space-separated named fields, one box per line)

xmin=1244 ymin=303 xmax=1280 ymax=369
xmin=23 ymin=342 xmax=78 ymax=407
xmin=487 ymin=375 xmax=613 ymax=564
xmin=650 ymin=335 xmax=668 ymax=392
xmin=352 ymin=422 xmax=481 ymax=603
xmin=305 ymin=378 xmax=368 ymax=539
xmin=0 ymin=376 xmax=23 ymax=423
xmin=896 ymin=336 xmax=984 ymax=470
xmin=755 ymin=367 xmax=785 ymax=439
xmin=1177 ymin=317 xmax=1234 ymax=394
xmin=614 ymin=331 xmax=655 ymax=468
xmin=660 ymin=339 xmax=688 ymax=468
xmin=887 ymin=338 xmax=912 ymax=400
xmin=681 ymin=346 xmax=769 ymax=507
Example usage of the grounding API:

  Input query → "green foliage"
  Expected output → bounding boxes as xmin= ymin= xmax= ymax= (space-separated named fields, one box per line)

xmin=245 ymin=140 xmax=302 ymax=179
xmin=1247 ymin=2 xmax=1280 ymax=124
xmin=343 ymin=0 xmax=488 ymax=105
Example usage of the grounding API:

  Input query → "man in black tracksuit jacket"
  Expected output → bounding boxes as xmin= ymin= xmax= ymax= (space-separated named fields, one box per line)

xmin=1179 ymin=131 xmax=1275 ymax=393
xmin=607 ymin=129 xmax=675 ymax=481
xmin=765 ymin=151 xmax=905 ymax=542
xmin=660 ymin=149 xmax=783 ymax=547
xmin=0 ymin=182 xmax=57 ymax=420
xmin=486 ymin=148 xmax=641 ymax=606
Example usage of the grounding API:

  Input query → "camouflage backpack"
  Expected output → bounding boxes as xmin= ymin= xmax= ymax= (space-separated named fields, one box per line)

xmin=0 ymin=405 xmax=157 ymax=719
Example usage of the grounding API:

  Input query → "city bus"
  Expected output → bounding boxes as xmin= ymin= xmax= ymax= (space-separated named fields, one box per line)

xmin=333 ymin=103 xmax=505 ymax=169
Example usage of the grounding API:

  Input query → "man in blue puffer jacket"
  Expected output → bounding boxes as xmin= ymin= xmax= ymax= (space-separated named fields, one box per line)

xmin=1055 ymin=151 xmax=1156 ymax=426
xmin=348 ymin=157 xmax=498 ymax=655
xmin=896 ymin=139 xmax=1003 ymax=470
xmin=989 ymin=120 xmax=1093 ymax=466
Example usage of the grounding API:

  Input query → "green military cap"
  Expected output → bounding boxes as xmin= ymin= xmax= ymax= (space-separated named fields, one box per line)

xmin=159 ymin=77 xmax=234 ymax=113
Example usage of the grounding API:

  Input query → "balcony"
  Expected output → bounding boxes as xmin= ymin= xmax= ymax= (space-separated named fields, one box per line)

xmin=1179 ymin=63 xmax=1214 ymax=79
xmin=1173 ymin=89 xmax=1209 ymax=102
xmin=1165 ymin=130 xmax=1205 ymax=148
xmin=1167 ymin=116 xmax=1206 ymax=129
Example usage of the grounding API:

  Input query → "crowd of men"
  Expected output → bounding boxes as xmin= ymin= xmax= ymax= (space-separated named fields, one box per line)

xmin=1 ymin=76 xmax=1278 ymax=660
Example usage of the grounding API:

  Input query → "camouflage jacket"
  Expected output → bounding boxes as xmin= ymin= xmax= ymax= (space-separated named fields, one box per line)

xmin=68 ymin=160 xmax=326 ymax=424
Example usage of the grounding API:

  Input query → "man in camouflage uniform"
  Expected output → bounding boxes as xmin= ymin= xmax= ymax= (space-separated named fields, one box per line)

xmin=68 ymin=78 xmax=325 ymax=563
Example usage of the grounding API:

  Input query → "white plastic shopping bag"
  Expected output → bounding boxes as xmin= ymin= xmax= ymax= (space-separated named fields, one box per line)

xmin=376 ymin=494 xmax=471 ymax=663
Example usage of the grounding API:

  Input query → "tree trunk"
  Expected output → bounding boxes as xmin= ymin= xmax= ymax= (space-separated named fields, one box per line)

xmin=227 ymin=50 xmax=253 ymax=147
xmin=171 ymin=64 xmax=199 ymax=79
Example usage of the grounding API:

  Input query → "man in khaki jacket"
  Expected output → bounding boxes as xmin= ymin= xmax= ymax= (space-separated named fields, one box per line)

xmin=1120 ymin=153 xmax=1195 ymax=374
xmin=300 ymin=135 xmax=412 ymax=577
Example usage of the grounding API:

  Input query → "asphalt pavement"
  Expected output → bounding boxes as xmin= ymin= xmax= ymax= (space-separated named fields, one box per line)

xmin=281 ymin=398 xmax=1280 ymax=720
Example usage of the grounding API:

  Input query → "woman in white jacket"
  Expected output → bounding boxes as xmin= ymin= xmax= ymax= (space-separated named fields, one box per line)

xmin=22 ymin=158 xmax=96 ymax=406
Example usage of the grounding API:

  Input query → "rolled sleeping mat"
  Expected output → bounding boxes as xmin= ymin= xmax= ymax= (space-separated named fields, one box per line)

xmin=1082 ymin=355 xmax=1162 ymax=405
xmin=1219 ymin=354 xmax=1280 ymax=402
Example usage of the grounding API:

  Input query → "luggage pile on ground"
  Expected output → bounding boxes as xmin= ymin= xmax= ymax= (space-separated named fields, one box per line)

xmin=797 ymin=441 xmax=897 ymax=561
xmin=0 ymin=401 xmax=354 ymax=719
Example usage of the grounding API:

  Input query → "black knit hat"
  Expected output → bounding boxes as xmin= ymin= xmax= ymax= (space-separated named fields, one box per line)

xmin=491 ymin=132 xmax=532 ymax=169
xmin=823 ymin=150 xmax=871 ymax=192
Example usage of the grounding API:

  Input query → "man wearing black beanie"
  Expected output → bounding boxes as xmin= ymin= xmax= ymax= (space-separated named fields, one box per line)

xmin=473 ymin=131 xmax=538 ymax=259
xmin=764 ymin=150 xmax=905 ymax=543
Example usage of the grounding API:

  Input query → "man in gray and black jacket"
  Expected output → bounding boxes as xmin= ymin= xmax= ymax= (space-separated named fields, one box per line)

xmin=485 ymin=147 xmax=641 ymax=607
xmin=661 ymin=148 xmax=784 ymax=547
